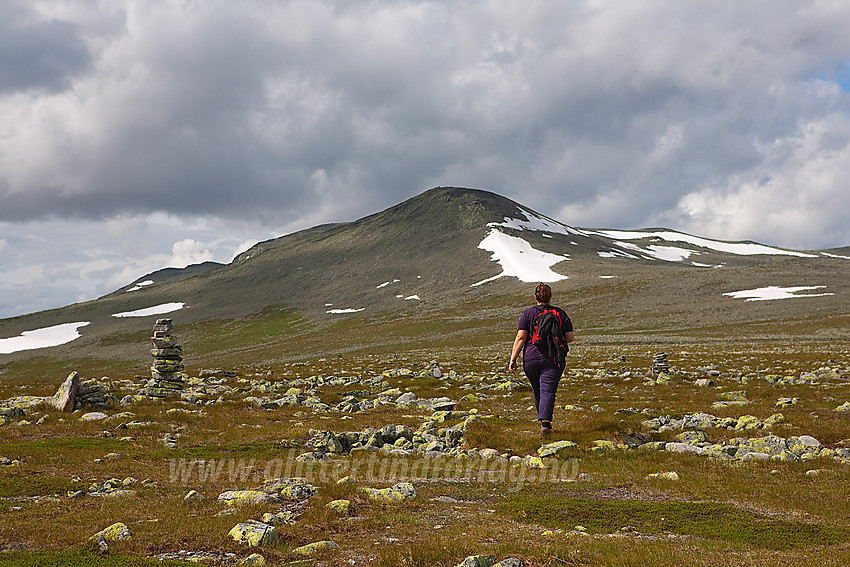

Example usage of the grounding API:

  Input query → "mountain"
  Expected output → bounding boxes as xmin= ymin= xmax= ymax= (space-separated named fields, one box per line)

xmin=1 ymin=187 xmax=848 ymax=381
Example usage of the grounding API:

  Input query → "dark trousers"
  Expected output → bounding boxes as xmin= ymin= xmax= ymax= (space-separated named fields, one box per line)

xmin=523 ymin=358 xmax=565 ymax=423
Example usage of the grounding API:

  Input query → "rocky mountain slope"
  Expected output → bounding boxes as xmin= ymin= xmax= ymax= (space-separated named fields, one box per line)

xmin=1 ymin=187 xmax=848 ymax=378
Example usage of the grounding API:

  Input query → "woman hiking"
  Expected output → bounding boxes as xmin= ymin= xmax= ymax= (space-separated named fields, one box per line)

xmin=509 ymin=283 xmax=575 ymax=438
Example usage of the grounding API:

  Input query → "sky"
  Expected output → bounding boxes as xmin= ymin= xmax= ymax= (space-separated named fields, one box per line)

xmin=2 ymin=1 xmax=850 ymax=319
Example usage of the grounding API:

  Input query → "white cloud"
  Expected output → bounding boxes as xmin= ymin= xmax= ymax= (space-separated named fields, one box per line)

xmin=2 ymin=2 xmax=850 ymax=317
xmin=169 ymin=239 xmax=213 ymax=268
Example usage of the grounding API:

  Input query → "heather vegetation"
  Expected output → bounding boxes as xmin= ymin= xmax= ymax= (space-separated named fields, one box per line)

xmin=2 ymin=329 xmax=849 ymax=566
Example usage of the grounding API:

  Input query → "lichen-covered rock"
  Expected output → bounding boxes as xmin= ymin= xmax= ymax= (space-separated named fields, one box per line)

xmin=50 ymin=371 xmax=79 ymax=412
xmin=493 ymin=559 xmax=523 ymax=567
xmin=763 ymin=413 xmax=786 ymax=427
xmin=523 ymin=456 xmax=545 ymax=469
xmin=255 ymin=477 xmax=317 ymax=499
xmin=327 ymin=499 xmax=353 ymax=514
xmin=239 ymin=553 xmax=267 ymax=566
xmin=361 ymin=482 xmax=417 ymax=503
xmin=591 ymin=440 xmax=617 ymax=452
xmin=717 ymin=390 xmax=748 ymax=401
xmin=218 ymin=490 xmax=278 ymax=506
xmin=183 ymin=489 xmax=207 ymax=503
xmin=455 ymin=555 xmax=495 ymax=567
xmin=261 ymin=511 xmax=296 ymax=525
xmin=735 ymin=415 xmax=763 ymax=430
xmin=79 ymin=412 xmax=109 ymax=421
xmin=292 ymin=540 xmax=339 ymax=555
xmin=90 ymin=522 xmax=132 ymax=543
xmin=229 ymin=521 xmax=278 ymax=546
xmin=537 ymin=440 xmax=577 ymax=458
xmin=646 ymin=471 xmax=679 ymax=480
xmin=665 ymin=442 xmax=705 ymax=455
xmin=675 ymin=430 xmax=708 ymax=444
xmin=835 ymin=402 xmax=850 ymax=413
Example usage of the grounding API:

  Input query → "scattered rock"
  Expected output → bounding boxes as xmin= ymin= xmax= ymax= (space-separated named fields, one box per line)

xmin=361 ymin=482 xmax=417 ymax=503
xmin=49 ymin=371 xmax=79 ymax=412
xmin=455 ymin=555 xmax=495 ymax=567
xmin=646 ymin=471 xmax=679 ymax=480
xmin=218 ymin=490 xmax=279 ymax=506
xmin=292 ymin=540 xmax=339 ymax=556
xmin=240 ymin=553 xmax=267 ymax=566
xmin=79 ymin=412 xmax=109 ymax=421
xmin=183 ymin=489 xmax=208 ymax=504
xmin=537 ymin=440 xmax=577 ymax=458
xmin=327 ymin=499 xmax=353 ymax=514
xmin=228 ymin=521 xmax=279 ymax=546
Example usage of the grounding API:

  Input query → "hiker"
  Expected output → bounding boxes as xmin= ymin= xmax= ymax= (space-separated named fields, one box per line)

xmin=509 ymin=283 xmax=574 ymax=438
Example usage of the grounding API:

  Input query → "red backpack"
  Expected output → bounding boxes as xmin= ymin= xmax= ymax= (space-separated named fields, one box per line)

xmin=531 ymin=305 xmax=569 ymax=365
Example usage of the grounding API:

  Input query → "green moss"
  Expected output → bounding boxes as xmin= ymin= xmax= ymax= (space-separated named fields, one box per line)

xmin=0 ymin=436 xmax=121 ymax=458
xmin=499 ymin=493 xmax=849 ymax=550
xmin=0 ymin=475 xmax=79 ymax=498
xmin=0 ymin=548 xmax=192 ymax=567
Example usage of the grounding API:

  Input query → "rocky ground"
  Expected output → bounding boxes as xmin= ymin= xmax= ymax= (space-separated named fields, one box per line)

xmin=1 ymin=340 xmax=850 ymax=566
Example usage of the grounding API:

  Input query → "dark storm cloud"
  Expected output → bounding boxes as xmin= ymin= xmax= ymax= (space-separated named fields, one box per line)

xmin=2 ymin=1 xmax=850 ymax=263
xmin=0 ymin=4 xmax=92 ymax=93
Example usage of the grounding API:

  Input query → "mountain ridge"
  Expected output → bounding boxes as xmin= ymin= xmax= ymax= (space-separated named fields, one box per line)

xmin=1 ymin=186 xmax=848 ymax=378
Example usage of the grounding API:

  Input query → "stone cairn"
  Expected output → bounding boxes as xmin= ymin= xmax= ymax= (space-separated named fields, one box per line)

xmin=144 ymin=319 xmax=186 ymax=397
xmin=652 ymin=352 xmax=670 ymax=376
xmin=75 ymin=380 xmax=113 ymax=410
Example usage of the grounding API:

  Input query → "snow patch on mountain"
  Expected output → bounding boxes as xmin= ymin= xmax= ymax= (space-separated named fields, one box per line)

xmin=472 ymin=229 xmax=569 ymax=287
xmin=327 ymin=308 xmax=365 ymax=314
xmin=0 ymin=322 xmax=90 ymax=354
xmin=126 ymin=280 xmax=154 ymax=292
xmin=592 ymin=229 xmax=817 ymax=258
xmin=723 ymin=286 xmax=833 ymax=301
xmin=490 ymin=208 xmax=586 ymax=236
xmin=112 ymin=302 xmax=185 ymax=318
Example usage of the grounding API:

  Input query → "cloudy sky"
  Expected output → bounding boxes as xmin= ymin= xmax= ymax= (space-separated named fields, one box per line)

xmin=2 ymin=1 xmax=850 ymax=319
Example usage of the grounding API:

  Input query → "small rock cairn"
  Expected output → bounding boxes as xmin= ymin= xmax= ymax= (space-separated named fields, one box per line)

xmin=75 ymin=380 xmax=112 ymax=410
xmin=144 ymin=319 xmax=186 ymax=397
xmin=652 ymin=352 xmax=670 ymax=376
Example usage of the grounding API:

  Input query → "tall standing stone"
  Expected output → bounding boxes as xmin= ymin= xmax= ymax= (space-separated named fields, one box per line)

xmin=49 ymin=371 xmax=79 ymax=412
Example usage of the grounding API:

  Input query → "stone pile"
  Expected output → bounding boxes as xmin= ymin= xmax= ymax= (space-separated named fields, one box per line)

xmin=144 ymin=319 xmax=186 ymax=397
xmin=75 ymin=379 xmax=114 ymax=410
xmin=651 ymin=352 xmax=669 ymax=376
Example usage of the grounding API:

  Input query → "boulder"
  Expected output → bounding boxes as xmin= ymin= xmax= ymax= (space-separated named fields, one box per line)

xmin=361 ymin=482 xmax=417 ymax=503
xmin=217 ymin=490 xmax=277 ymax=506
xmin=239 ymin=554 xmax=267 ymax=566
xmin=326 ymin=499 xmax=353 ymax=514
xmin=228 ymin=521 xmax=278 ymax=547
xmin=261 ymin=511 xmax=296 ymax=525
xmin=79 ymin=412 xmax=109 ymax=421
xmin=183 ymin=490 xmax=208 ymax=503
xmin=292 ymin=540 xmax=339 ymax=556
xmin=455 ymin=556 xmax=495 ymax=567
xmin=94 ymin=522 xmax=132 ymax=541
xmin=50 ymin=371 xmax=79 ymax=412
xmin=537 ymin=440 xmax=577 ymax=458
xmin=257 ymin=477 xmax=317 ymax=500
xmin=665 ymin=442 xmax=706 ymax=455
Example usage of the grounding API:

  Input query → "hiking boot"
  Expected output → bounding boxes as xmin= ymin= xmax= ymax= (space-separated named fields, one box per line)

xmin=540 ymin=426 xmax=552 ymax=439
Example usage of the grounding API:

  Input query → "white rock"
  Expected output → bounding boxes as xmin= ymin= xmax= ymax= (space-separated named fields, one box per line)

xmin=79 ymin=412 xmax=109 ymax=421
xmin=664 ymin=442 xmax=705 ymax=455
